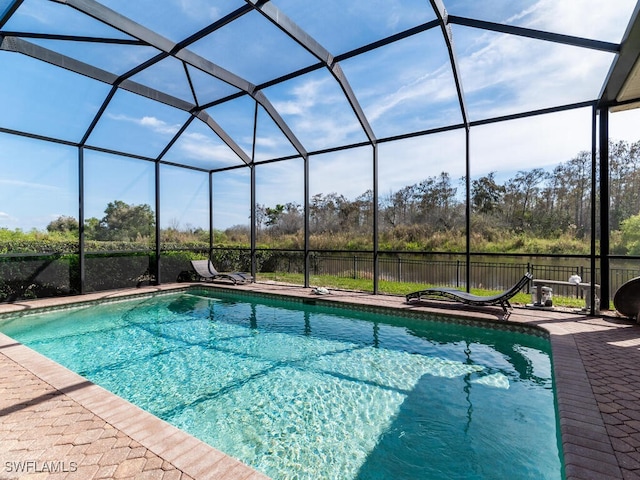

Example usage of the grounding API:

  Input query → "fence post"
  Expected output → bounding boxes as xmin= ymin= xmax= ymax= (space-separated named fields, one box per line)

xmin=456 ymin=260 xmax=460 ymax=288
xmin=397 ymin=256 xmax=402 ymax=282
xmin=353 ymin=255 xmax=357 ymax=279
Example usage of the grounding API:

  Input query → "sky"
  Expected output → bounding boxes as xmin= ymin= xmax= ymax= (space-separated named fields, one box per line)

xmin=1 ymin=0 xmax=639 ymax=231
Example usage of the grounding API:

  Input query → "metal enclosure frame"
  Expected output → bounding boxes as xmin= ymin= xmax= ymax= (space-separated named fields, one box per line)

xmin=0 ymin=0 xmax=639 ymax=314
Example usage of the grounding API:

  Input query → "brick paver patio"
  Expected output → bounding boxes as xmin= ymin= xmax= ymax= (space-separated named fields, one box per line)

xmin=0 ymin=324 xmax=268 ymax=480
xmin=0 ymin=349 xmax=189 ymax=480
xmin=1 ymin=283 xmax=640 ymax=479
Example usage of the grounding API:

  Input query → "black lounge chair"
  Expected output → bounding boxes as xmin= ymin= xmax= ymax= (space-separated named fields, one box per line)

xmin=614 ymin=276 xmax=640 ymax=322
xmin=406 ymin=272 xmax=533 ymax=316
xmin=190 ymin=260 xmax=253 ymax=285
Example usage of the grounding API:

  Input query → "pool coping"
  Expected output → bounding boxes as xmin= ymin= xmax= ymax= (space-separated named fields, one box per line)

xmin=0 ymin=281 xmax=636 ymax=479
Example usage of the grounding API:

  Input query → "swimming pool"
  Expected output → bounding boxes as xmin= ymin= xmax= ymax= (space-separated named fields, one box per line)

xmin=0 ymin=288 xmax=563 ymax=479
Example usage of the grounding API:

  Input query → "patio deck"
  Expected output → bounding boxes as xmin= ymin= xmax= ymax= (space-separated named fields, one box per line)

xmin=1 ymin=282 xmax=639 ymax=480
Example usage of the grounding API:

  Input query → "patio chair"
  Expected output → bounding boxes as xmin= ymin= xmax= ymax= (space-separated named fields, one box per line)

xmin=406 ymin=272 xmax=533 ymax=316
xmin=614 ymin=276 xmax=640 ymax=322
xmin=190 ymin=260 xmax=253 ymax=285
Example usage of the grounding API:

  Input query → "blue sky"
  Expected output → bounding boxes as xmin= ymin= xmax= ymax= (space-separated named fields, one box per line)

xmin=1 ymin=0 xmax=639 ymax=231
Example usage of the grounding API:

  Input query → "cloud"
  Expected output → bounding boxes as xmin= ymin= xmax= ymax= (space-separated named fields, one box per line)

xmin=272 ymin=77 xmax=328 ymax=116
xmin=0 ymin=211 xmax=18 ymax=228
xmin=0 ymin=178 xmax=60 ymax=191
xmin=180 ymin=142 xmax=238 ymax=163
xmin=308 ymin=148 xmax=374 ymax=199
xmin=254 ymin=136 xmax=281 ymax=149
xmin=378 ymin=129 xmax=467 ymax=192
xmin=374 ymin=106 xmax=601 ymax=196
xmin=107 ymin=113 xmax=181 ymax=135
xmin=241 ymin=0 xmax=632 ymax=157
xmin=14 ymin=1 xmax=56 ymax=26
xmin=457 ymin=29 xmax=614 ymax=118
xmin=610 ymin=110 xmax=640 ymax=142
xmin=269 ymin=74 xmax=367 ymax=149
xmin=178 ymin=132 xmax=244 ymax=165
xmin=470 ymin=109 xmax=593 ymax=176
xmin=366 ymin=63 xmax=457 ymax=124
xmin=139 ymin=116 xmax=181 ymax=135
xmin=523 ymin=0 xmax=635 ymax=41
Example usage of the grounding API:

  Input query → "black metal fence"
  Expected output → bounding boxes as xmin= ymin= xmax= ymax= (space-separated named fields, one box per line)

xmin=2 ymin=248 xmax=640 ymax=304
xmin=317 ymin=255 xmax=518 ymax=287
xmin=279 ymin=251 xmax=640 ymax=300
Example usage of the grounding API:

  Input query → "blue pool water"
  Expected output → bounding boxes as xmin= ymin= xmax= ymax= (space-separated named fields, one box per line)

xmin=0 ymin=290 xmax=562 ymax=479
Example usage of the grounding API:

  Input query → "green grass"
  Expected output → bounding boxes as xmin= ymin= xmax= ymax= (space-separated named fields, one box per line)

xmin=257 ymin=272 xmax=593 ymax=309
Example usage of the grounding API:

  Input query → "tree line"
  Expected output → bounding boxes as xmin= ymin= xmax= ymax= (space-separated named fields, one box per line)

xmin=39 ymin=139 xmax=640 ymax=254
xmin=45 ymin=200 xmax=211 ymax=245
xmin=254 ymin=139 xmax=640 ymax=252
xmin=47 ymin=200 xmax=156 ymax=242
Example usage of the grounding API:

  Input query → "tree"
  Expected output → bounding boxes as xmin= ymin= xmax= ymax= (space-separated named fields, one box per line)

xmin=264 ymin=203 xmax=303 ymax=235
xmin=354 ymin=190 xmax=374 ymax=233
xmin=46 ymin=216 xmax=79 ymax=234
xmin=265 ymin=204 xmax=286 ymax=227
xmin=610 ymin=139 xmax=640 ymax=230
xmin=413 ymin=172 xmax=459 ymax=229
xmin=620 ymin=213 xmax=640 ymax=254
xmin=471 ymin=172 xmax=504 ymax=215
xmin=84 ymin=217 xmax=103 ymax=240
xmin=569 ymin=152 xmax=591 ymax=234
xmin=310 ymin=193 xmax=345 ymax=234
xmin=502 ymin=168 xmax=547 ymax=232
xmin=98 ymin=200 xmax=155 ymax=241
xmin=381 ymin=186 xmax=414 ymax=227
xmin=540 ymin=163 xmax=573 ymax=233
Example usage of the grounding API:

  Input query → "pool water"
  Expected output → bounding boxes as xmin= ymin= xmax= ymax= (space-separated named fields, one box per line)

xmin=0 ymin=290 xmax=563 ymax=479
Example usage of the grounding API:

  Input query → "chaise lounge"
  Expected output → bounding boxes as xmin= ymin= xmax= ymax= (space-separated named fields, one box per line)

xmin=190 ymin=260 xmax=253 ymax=285
xmin=406 ymin=272 xmax=533 ymax=316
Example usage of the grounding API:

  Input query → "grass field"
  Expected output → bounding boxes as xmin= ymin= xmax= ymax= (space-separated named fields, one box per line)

xmin=256 ymin=272 xmax=598 ymax=309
